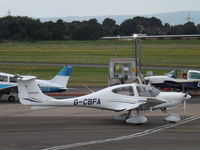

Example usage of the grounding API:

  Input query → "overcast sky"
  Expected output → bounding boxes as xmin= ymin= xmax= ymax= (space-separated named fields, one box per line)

xmin=0 ymin=0 xmax=200 ymax=18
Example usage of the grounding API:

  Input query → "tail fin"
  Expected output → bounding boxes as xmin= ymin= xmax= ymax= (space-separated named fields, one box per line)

xmin=17 ymin=76 xmax=55 ymax=106
xmin=166 ymin=70 xmax=177 ymax=78
xmin=49 ymin=65 xmax=73 ymax=87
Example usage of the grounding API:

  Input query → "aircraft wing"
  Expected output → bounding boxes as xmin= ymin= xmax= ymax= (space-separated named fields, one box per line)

xmin=124 ymin=103 xmax=141 ymax=111
xmin=166 ymin=79 xmax=200 ymax=83
xmin=164 ymin=79 xmax=200 ymax=90
xmin=135 ymin=97 xmax=166 ymax=111
xmin=124 ymin=98 xmax=165 ymax=111
xmin=0 ymin=85 xmax=18 ymax=95
xmin=147 ymin=97 xmax=166 ymax=107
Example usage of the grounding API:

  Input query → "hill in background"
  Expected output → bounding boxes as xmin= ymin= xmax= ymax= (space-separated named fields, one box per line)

xmin=40 ymin=11 xmax=200 ymax=25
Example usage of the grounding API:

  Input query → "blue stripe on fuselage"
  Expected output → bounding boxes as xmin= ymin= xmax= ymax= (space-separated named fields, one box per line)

xmin=23 ymin=98 xmax=42 ymax=103
xmin=0 ymin=84 xmax=13 ymax=89
xmin=39 ymin=86 xmax=66 ymax=93
xmin=0 ymin=84 xmax=65 ymax=93
xmin=183 ymin=82 xmax=200 ymax=89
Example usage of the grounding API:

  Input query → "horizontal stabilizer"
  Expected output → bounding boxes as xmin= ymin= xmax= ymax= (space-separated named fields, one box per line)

xmin=31 ymin=106 xmax=58 ymax=110
xmin=21 ymin=76 xmax=37 ymax=81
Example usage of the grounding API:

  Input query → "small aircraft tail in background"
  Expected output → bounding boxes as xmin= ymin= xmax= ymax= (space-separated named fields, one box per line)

xmin=165 ymin=70 xmax=177 ymax=78
xmin=18 ymin=76 xmax=55 ymax=106
xmin=49 ymin=65 xmax=73 ymax=88
xmin=0 ymin=65 xmax=73 ymax=101
xmin=18 ymin=76 xmax=80 ymax=110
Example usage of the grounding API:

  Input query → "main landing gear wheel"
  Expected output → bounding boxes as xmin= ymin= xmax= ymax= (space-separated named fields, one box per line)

xmin=8 ymin=96 xmax=16 ymax=102
xmin=115 ymin=111 xmax=148 ymax=124
xmin=126 ymin=115 xmax=147 ymax=124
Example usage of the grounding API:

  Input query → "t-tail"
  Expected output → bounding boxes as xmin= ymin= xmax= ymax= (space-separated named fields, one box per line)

xmin=17 ymin=76 xmax=56 ymax=107
xmin=49 ymin=65 xmax=73 ymax=87
xmin=17 ymin=76 xmax=77 ymax=109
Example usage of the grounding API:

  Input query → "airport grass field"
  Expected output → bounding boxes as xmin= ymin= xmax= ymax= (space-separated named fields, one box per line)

xmin=0 ymin=40 xmax=200 ymax=67
xmin=0 ymin=40 xmax=199 ymax=86
xmin=0 ymin=65 xmax=108 ymax=86
xmin=0 ymin=65 xmax=173 ymax=86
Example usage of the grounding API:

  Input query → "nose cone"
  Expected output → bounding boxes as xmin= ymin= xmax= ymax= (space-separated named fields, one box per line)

xmin=159 ymin=92 xmax=191 ymax=102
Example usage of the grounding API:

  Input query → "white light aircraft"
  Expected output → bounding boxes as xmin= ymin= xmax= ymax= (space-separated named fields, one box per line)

xmin=0 ymin=65 xmax=72 ymax=101
xmin=17 ymin=76 xmax=191 ymax=124
xmin=144 ymin=70 xmax=200 ymax=92
xmin=143 ymin=70 xmax=177 ymax=89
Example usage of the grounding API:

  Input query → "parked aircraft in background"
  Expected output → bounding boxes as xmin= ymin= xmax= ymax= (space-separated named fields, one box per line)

xmin=0 ymin=65 xmax=72 ymax=101
xmin=144 ymin=70 xmax=177 ymax=89
xmin=17 ymin=76 xmax=191 ymax=124
xmin=144 ymin=70 xmax=200 ymax=95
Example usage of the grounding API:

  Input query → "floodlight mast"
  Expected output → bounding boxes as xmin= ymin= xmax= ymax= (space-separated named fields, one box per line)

xmin=102 ymin=34 xmax=200 ymax=77
xmin=134 ymin=37 xmax=139 ymax=76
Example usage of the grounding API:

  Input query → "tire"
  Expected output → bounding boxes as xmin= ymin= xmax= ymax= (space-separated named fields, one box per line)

xmin=8 ymin=96 xmax=16 ymax=102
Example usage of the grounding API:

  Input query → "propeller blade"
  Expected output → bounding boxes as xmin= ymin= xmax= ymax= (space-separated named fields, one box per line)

xmin=183 ymin=100 xmax=186 ymax=114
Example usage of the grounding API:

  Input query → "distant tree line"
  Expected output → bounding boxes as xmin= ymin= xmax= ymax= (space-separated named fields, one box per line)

xmin=0 ymin=16 xmax=200 ymax=41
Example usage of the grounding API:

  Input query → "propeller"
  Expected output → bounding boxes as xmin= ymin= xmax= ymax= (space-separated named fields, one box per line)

xmin=183 ymin=93 xmax=187 ymax=113
xmin=183 ymin=92 xmax=192 ymax=114
xmin=182 ymin=83 xmax=187 ymax=114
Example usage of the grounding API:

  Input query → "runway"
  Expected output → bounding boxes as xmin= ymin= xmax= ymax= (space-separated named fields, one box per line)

xmin=0 ymin=101 xmax=200 ymax=150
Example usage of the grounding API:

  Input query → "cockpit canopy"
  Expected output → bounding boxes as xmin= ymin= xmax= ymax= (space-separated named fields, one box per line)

xmin=0 ymin=74 xmax=17 ymax=83
xmin=112 ymin=86 xmax=134 ymax=96
xmin=112 ymin=84 xmax=160 ymax=97
xmin=187 ymin=70 xmax=200 ymax=79
xmin=0 ymin=75 xmax=8 ymax=82
xmin=136 ymin=85 xmax=160 ymax=97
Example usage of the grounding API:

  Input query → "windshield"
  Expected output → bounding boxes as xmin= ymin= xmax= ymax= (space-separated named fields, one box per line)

xmin=0 ymin=75 xmax=8 ymax=82
xmin=10 ymin=77 xmax=17 ymax=83
xmin=112 ymin=86 xmax=134 ymax=96
xmin=136 ymin=85 xmax=160 ymax=97
xmin=188 ymin=72 xmax=200 ymax=79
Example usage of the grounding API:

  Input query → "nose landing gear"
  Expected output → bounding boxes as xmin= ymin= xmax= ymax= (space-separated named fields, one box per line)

xmin=161 ymin=108 xmax=180 ymax=123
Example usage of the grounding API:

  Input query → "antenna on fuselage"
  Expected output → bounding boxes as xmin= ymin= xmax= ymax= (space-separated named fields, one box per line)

xmin=82 ymin=83 xmax=94 ymax=93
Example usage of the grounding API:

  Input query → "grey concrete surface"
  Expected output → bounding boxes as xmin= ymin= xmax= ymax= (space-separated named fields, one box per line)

xmin=0 ymin=87 xmax=199 ymax=150
xmin=0 ymin=101 xmax=199 ymax=150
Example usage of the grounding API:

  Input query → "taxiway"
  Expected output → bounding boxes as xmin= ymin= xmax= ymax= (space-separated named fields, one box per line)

xmin=0 ymin=100 xmax=199 ymax=150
